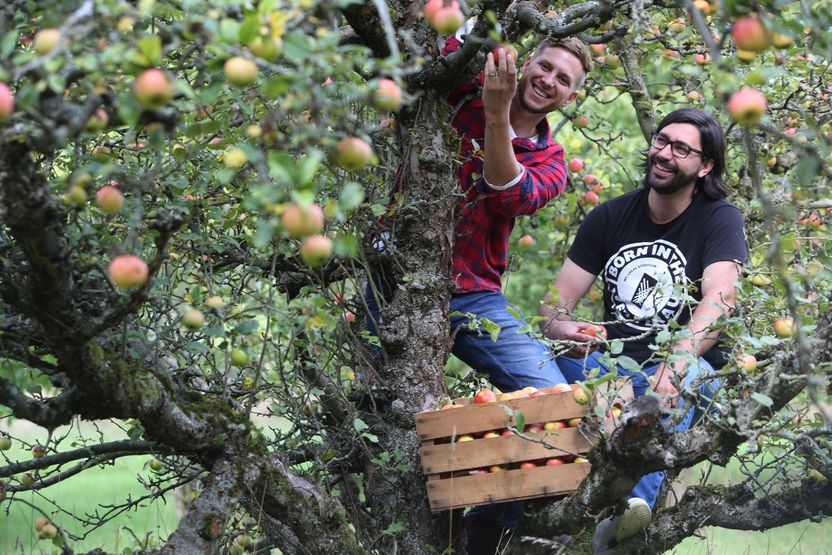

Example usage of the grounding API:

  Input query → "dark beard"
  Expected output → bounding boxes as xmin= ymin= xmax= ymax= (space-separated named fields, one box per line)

xmin=643 ymin=156 xmax=698 ymax=195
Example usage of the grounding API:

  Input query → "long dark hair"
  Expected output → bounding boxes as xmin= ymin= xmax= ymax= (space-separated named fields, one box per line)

xmin=654 ymin=108 xmax=730 ymax=200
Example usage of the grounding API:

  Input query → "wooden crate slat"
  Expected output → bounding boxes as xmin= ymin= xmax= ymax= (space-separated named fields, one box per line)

xmin=419 ymin=428 xmax=594 ymax=474
xmin=426 ymin=463 xmax=591 ymax=512
xmin=414 ymin=393 xmax=584 ymax=441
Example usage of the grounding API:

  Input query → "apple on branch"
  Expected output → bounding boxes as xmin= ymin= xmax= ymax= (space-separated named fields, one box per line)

xmin=0 ymin=82 xmax=14 ymax=120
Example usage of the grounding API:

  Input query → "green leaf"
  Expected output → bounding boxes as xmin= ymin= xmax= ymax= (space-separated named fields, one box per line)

xmin=353 ymin=418 xmax=369 ymax=432
xmin=481 ymin=317 xmax=501 ymax=343
xmin=616 ymin=356 xmax=642 ymax=373
xmin=235 ymin=320 xmax=261 ymax=335
xmin=137 ymin=36 xmax=162 ymax=65
xmin=513 ymin=409 xmax=525 ymax=433
xmin=751 ymin=392 xmax=773 ymax=408
xmin=1 ymin=31 xmax=19 ymax=58
xmin=339 ymin=182 xmax=365 ymax=211
xmin=239 ymin=16 xmax=260 ymax=45
xmin=268 ymin=151 xmax=294 ymax=183
xmin=795 ymin=154 xmax=820 ymax=187
xmin=609 ymin=340 xmax=624 ymax=355
xmin=295 ymin=149 xmax=323 ymax=186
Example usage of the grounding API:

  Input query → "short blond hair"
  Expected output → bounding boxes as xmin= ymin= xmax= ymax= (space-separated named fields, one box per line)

xmin=533 ymin=36 xmax=593 ymax=87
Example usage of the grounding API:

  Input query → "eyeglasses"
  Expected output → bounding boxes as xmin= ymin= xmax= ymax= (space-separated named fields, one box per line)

xmin=650 ymin=133 xmax=704 ymax=159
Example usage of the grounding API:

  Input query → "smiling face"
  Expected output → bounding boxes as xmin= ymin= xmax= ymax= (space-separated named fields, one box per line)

xmin=645 ymin=122 xmax=714 ymax=195
xmin=515 ymin=46 xmax=584 ymax=116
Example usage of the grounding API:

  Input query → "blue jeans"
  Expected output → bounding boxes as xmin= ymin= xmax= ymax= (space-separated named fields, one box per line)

xmin=556 ymin=350 xmax=717 ymax=509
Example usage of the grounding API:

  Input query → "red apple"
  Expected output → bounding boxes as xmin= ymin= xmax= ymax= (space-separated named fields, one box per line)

xmin=430 ymin=5 xmax=465 ymax=34
xmin=473 ymin=388 xmax=497 ymax=404
xmin=299 ymin=234 xmax=333 ymax=268
xmin=568 ymin=157 xmax=584 ymax=172
xmin=549 ymin=383 xmax=573 ymax=394
xmin=34 ymin=28 xmax=61 ymax=55
xmin=525 ymin=423 xmax=544 ymax=433
xmin=492 ymin=43 xmax=519 ymax=63
xmin=134 ymin=68 xmax=174 ymax=108
xmin=545 ymin=457 xmax=566 ymax=466
xmin=728 ymin=87 xmax=767 ymax=125
xmin=335 ymin=137 xmax=373 ymax=170
xmin=488 ymin=465 xmax=504 ymax=473
xmin=224 ymin=56 xmax=258 ymax=86
xmin=693 ymin=53 xmax=710 ymax=65
xmin=374 ymin=78 xmax=403 ymax=112
xmin=282 ymin=203 xmax=325 ymax=238
xmin=344 ymin=311 xmax=355 ymax=323
xmin=95 ymin=184 xmax=124 ymax=214
xmin=0 ymin=82 xmax=13 ymax=120
xmin=34 ymin=516 xmax=49 ymax=531
xmin=518 ymin=234 xmax=535 ymax=248
xmin=773 ymin=316 xmax=796 ymax=338
xmin=590 ymin=43 xmax=606 ymax=54
xmin=579 ymin=190 xmax=600 ymax=207
xmin=31 ymin=444 xmax=46 ymax=458
xmin=482 ymin=430 xmax=500 ymax=438
xmin=567 ymin=417 xmax=583 ymax=427
xmin=423 ymin=0 xmax=449 ymax=22
xmin=519 ymin=461 xmax=538 ymax=470
xmin=108 ymin=255 xmax=149 ymax=288
xmin=732 ymin=15 xmax=770 ymax=52
xmin=578 ymin=323 xmax=607 ymax=340
xmin=583 ymin=174 xmax=598 ymax=185
xmin=543 ymin=420 xmax=567 ymax=430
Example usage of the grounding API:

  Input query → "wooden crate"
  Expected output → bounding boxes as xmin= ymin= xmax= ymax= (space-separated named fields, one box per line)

xmin=414 ymin=382 xmax=633 ymax=512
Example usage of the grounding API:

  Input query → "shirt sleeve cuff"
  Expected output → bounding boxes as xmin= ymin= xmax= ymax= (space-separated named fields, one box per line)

xmin=482 ymin=168 xmax=526 ymax=191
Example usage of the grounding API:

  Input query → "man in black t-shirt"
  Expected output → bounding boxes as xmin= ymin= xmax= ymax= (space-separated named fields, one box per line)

xmin=539 ymin=109 xmax=746 ymax=553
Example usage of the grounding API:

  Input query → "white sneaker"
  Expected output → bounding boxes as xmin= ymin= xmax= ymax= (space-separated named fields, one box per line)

xmin=613 ymin=497 xmax=652 ymax=541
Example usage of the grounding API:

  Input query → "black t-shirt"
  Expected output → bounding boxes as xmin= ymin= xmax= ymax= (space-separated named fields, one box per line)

xmin=567 ymin=188 xmax=747 ymax=366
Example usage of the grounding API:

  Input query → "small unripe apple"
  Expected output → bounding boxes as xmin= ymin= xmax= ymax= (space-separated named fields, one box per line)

xmin=117 ymin=16 xmax=134 ymax=33
xmin=736 ymin=353 xmax=757 ymax=372
xmin=95 ymin=185 xmax=124 ymax=214
xmin=108 ymin=255 xmax=149 ymax=288
xmin=572 ymin=386 xmax=591 ymax=405
xmin=735 ymin=49 xmax=756 ymax=63
xmin=0 ymin=82 xmax=14 ymax=120
xmin=749 ymin=274 xmax=772 ymax=286
xmin=771 ymin=32 xmax=794 ymax=48
xmin=299 ymin=234 xmax=334 ymax=268
xmin=223 ymin=147 xmax=248 ymax=169
xmin=374 ymin=78 xmax=403 ymax=112
xmin=282 ymin=203 xmax=325 ymax=237
xmin=773 ymin=316 xmax=796 ymax=338
xmin=134 ymin=69 xmax=174 ymax=108
xmin=335 ymin=137 xmax=373 ymax=170
xmin=518 ymin=234 xmax=535 ymax=248
xmin=205 ymin=295 xmax=225 ymax=309
xmin=84 ymin=108 xmax=109 ymax=132
xmin=728 ymin=87 xmax=767 ymax=125
xmin=34 ymin=28 xmax=61 ymax=55
xmin=0 ymin=436 xmax=11 ymax=450
xmin=249 ymin=35 xmax=282 ymax=61
xmin=38 ymin=523 xmax=58 ymax=540
xmin=182 ymin=309 xmax=205 ymax=330
xmin=573 ymin=456 xmax=590 ymax=463
xmin=149 ymin=458 xmax=163 ymax=472
xmin=63 ymin=185 xmax=88 ymax=206
xmin=568 ymin=157 xmax=584 ymax=172
xmin=731 ymin=15 xmax=770 ymax=52
xmin=430 ymin=5 xmax=465 ymax=34
xmin=34 ymin=516 xmax=50 ymax=531
xmin=224 ymin=56 xmax=258 ymax=87
xmin=572 ymin=115 xmax=589 ymax=128
xmin=230 ymin=348 xmax=250 ymax=367
xmin=32 ymin=444 xmax=47 ymax=458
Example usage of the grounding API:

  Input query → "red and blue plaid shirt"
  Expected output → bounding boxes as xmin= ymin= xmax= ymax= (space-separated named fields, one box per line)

xmin=444 ymin=37 xmax=568 ymax=293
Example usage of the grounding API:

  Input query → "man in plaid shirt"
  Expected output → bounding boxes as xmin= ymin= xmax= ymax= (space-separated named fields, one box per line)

xmin=367 ymin=31 xmax=592 ymax=553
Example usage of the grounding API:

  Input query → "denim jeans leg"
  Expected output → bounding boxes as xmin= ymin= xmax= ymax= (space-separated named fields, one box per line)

xmin=450 ymin=291 xmax=566 ymax=392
